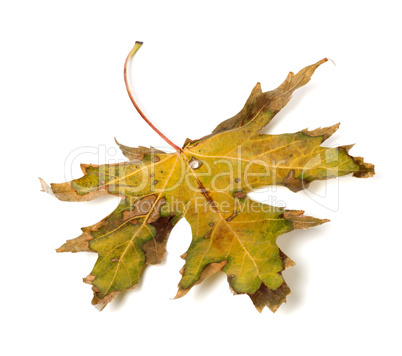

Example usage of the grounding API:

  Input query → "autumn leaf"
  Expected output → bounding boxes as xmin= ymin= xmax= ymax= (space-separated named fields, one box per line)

xmin=40 ymin=42 xmax=374 ymax=312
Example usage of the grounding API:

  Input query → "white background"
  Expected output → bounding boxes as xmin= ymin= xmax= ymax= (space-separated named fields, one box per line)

xmin=1 ymin=1 xmax=400 ymax=355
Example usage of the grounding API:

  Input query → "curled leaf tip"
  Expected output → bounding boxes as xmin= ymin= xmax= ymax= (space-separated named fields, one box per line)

xmin=39 ymin=177 xmax=54 ymax=196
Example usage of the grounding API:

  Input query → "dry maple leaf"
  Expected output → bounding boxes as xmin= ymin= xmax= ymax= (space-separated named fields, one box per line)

xmin=40 ymin=42 xmax=374 ymax=312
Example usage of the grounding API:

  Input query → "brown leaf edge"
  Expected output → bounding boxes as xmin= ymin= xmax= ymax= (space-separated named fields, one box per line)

xmin=83 ymin=274 xmax=137 ymax=311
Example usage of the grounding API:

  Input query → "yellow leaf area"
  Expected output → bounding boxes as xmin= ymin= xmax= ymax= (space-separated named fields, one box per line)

xmin=41 ymin=59 xmax=374 ymax=312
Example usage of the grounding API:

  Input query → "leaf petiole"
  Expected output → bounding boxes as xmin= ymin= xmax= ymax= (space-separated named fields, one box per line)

xmin=124 ymin=42 xmax=181 ymax=151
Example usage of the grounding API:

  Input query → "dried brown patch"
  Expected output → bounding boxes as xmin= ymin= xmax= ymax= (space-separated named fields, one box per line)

xmin=187 ymin=164 xmax=218 ymax=211
xmin=83 ymin=274 xmax=96 ymax=285
xmin=91 ymin=285 xmax=138 ymax=311
xmin=248 ymin=279 xmax=291 ymax=313
xmin=114 ymin=138 xmax=165 ymax=161
xmin=182 ymin=138 xmax=192 ymax=148
xmin=341 ymin=144 xmax=355 ymax=153
xmin=278 ymin=249 xmax=295 ymax=270
xmin=122 ymin=195 xmax=157 ymax=221
xmin=198 ymin=184 xmax=217 ymax=210
xmin=50 ymin=181 xmax=108 ymax=202
xmin=283 ymin=210 xmax=329 ymax=230
xmin=147 ymin=198 xmax=166 ymax=224
xmin=302 ymin=123 xmax=340 ymax=142
xmin=56 ymin=230 xmax=93 ymax=253
xmin=204 ymin=230 xmax=212 ymax=239
xmin=142 ymin=214 xmax=176 ymax=264
xmin=283 ymin=169 xmax=311 ymax=192
xmin=337 ymin=145 xmax=375 ymax=178
xmin=56 ymin=218 xmax=108 ymax=253
xmin=351 ymin=155 xmax=375 ymax=178
xmin=83 ymin=273 xmax=138 ymax=311
xmin=226 ymin=210 xmax=238 ymax=222
xmin=233 ymin=190 xmax=247 ymax=199
xmin=175 ymin=261 xmax=227 ymax=299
